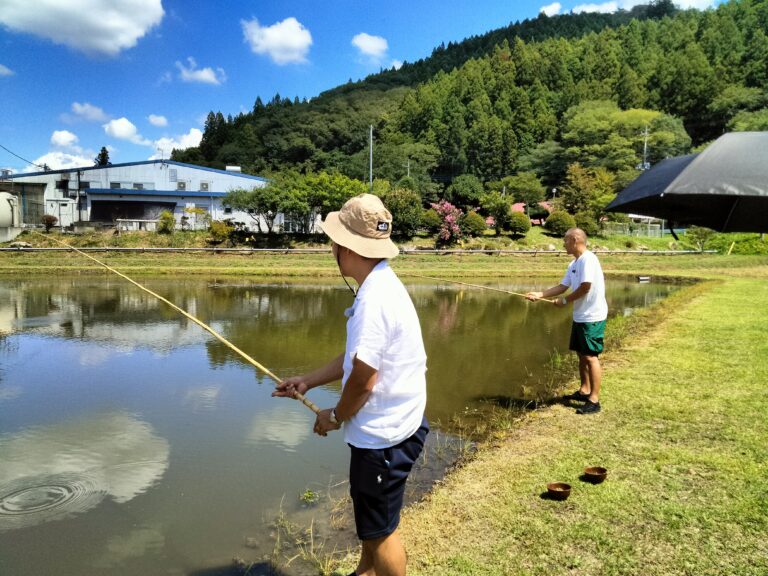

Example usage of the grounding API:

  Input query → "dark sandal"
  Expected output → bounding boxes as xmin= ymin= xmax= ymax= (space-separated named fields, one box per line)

xmin=577 ymin=400 xmax=601 ymax=414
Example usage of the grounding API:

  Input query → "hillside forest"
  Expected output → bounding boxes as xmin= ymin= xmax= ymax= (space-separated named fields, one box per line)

xmin=172 ymin=0 xmax=768 ymax=238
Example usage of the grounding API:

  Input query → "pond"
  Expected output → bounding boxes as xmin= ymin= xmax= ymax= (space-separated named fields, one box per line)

xmin=0 ymin=274 xmax=675 ymax=575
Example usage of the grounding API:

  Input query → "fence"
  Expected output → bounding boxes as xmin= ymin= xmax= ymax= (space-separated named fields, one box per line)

xmin=602 ymin=222 xmax=666 ymax=238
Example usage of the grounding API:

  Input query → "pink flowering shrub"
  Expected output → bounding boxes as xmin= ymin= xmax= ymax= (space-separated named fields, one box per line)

xmin=431 ymin=200 xmax=464 ymax=246
xmin=485 ymin=216 xmax=495 ymax=228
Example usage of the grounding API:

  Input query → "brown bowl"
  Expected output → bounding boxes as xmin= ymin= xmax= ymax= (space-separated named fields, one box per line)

xmin=583 ymin=466 xmax=608 ymax=483
xmin=546 ymin=482 xmax=571 ymax=500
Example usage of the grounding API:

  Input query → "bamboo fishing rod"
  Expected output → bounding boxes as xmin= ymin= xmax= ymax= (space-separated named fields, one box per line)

xmin=34 ymin=232 xmax=321 ymax=415
xmin=405 ymin=273 xmax=556 ymax=303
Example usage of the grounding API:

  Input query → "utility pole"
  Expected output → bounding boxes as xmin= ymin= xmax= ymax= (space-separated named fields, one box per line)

xmin=641 ymin=125 xmax=650 ymax=170
xmin=369 ymin=125 xmax=373 ymax=192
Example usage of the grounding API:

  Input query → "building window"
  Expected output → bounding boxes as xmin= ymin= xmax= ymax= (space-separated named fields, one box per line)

xmin=110 ymin=182 xmax=121 ymax=189
xmin=224 ymin=207 xmax=232 ymax=214
xmin=200 ymin=182 xmax=209 ymax=192
xmin=55 ymin=180 xmax=68 ymax=189
xmin=133 ymin=183 xmax=144 ymax=190
xmin=79 ymin=182 xmax=90 ymax=190
xmin=169 ymin=169 xmax=177 ymax=182
xmin=177 ymin=181 xmax=187 ymax=191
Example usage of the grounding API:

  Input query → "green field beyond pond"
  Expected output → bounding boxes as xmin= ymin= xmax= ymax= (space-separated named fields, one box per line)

xmin=2 ymin=241 xmax=767 ymax=575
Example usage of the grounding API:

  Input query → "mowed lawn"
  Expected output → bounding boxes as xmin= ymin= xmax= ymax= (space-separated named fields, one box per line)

xmin=394 ymin=276 xmax=768 ymax=576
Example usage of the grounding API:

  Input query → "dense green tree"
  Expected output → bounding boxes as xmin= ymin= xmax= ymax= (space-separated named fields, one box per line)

xmin=94 ymin=147 xmax=111 ymax=167
xmin=381 ymin=187 xmax=424 ymax=238
xmin=480 ymin=191 xmax=512 ymax=235
xmin=446 ymin=174 xmax=484 ymax=209
xmin=502 ymin=172 xmax=545 ymax=210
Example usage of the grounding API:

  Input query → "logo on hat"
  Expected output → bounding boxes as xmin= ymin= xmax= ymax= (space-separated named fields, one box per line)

xmin=377 ymin=221 xmax=389 ymax=232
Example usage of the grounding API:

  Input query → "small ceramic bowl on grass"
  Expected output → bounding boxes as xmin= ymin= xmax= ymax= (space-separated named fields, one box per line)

xmin=546 ymin=482 xmax=571 ymax=500
xmin=583 ymin=466 xmax=608 ymax=484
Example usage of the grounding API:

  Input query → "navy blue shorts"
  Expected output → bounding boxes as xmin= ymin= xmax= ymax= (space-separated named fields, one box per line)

xmin=348 ymin=417 xmax=429 ymax=540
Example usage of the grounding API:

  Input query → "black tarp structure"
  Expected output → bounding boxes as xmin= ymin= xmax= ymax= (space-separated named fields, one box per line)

xmin=606 ymin=132 xmax=768 ymax=232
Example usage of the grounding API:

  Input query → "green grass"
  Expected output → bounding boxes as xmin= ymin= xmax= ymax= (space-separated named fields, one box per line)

xmin=383 ymin=276 xmax=768 ymax=576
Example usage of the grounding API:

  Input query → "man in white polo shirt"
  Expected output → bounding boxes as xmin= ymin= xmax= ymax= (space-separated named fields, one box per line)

xmin=526 ymin=227 xmax=608 ymax=415
xmin=273 ymin=193 xmax=428 ymax=576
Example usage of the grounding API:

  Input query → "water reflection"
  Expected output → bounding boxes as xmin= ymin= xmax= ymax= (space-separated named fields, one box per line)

xmin=0 ymin=275 xmax=674 ymax=575
xmin=246 ymin=404 xmax=311 ymax=452
xmin=0 ymin=412 xmax=169 ymax=532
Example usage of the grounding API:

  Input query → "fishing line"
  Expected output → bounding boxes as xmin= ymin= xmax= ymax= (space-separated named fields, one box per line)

xmin=32 ymin=232 xmax=321 ymax=414
xmin=405 ymin=273 xmax=556 ymax=303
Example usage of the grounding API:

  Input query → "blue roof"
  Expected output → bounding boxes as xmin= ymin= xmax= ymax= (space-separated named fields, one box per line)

xmin=87 ymin=188 xmax=227 ymax=198
xmin=7 ymin=160 xmax=268 ymax=182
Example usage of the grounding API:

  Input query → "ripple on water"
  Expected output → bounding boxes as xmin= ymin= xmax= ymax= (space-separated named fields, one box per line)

xmin=0 ymin=472 xmax=107 ymax=532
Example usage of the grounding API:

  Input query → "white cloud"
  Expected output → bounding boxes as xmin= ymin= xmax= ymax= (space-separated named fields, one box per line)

xmin=50 ymin=130 xmax=79 ymax=148
xmin=0 ymin=0 xmax=164 ymax=57
xmin=25 ymin=151 xmax=93 ymax=172
xmin=0 ymin=64 xmax=14 ymax=77
xmin=572 ymin=2 xmax=618 ymax=13
xmin=540 ymin=2 xmax=562 ymax=16
xmin=103 ymin=117 xmax=151 ymax=145
xmin=62 ymin=102 xmax=109 ymax=123
xmin=150 ymin=128 xmax=203 ymax=159
xmin=352 ymin=33 xmax=388 ymax=59
xmin=676 ymin=0 xmax=716 ymax=8
xmin=175 ymin=57 xmax=226 ymax=85
xmin=148 ymin=114 xmax=168 ymax=127
xmin=390 ymin=60 xmax=403 ymax=70
xmin=241 ymin=17 xmax=312 ymax=65
xmin=157 ymin=71 xmax=172 ymax=85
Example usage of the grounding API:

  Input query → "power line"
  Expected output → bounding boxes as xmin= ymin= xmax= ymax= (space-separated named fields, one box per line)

xmin=0 ymin=142 xmax=47 ymax=170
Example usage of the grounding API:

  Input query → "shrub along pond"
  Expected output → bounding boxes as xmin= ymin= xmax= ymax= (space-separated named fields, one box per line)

xmin=0 ymin=275 xmax=675 ymax=575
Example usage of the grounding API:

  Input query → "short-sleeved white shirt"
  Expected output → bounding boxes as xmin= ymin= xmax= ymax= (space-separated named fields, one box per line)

xmin=342 ymin=260 xmax=427 ymax=449
xmin=560 ymin=250 xmax=608 ymax=323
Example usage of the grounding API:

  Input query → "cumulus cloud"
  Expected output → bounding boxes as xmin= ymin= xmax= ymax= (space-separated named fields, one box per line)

xmin=25 ymin=151 xmax=93 ymax=172
xmin=540 ymin=2 xmax=562 ymax=16
xmin=61 ymin=102 xmax=109 ymax=124
xmin=0 ymin=64 xmax=14 ymax=77
xmin=352 ymin=33 xmax=388 ymax=59
xmin=148 ymin=114 xmax=168 ymax=127
xmin=175 ymin=57 xmax=226 ymax=85
xmin=241 ymin=17 xmax=312 ymax=65
xmin=390 ymin=60 xmax=403 ymax=70
xmin=0 ymin=0 xmax=164 ymax=57
xmin=50 ymin=130 xmax=79 ymax=148
xmin=150 ymin=128 xmax=203 ymax=159
xmin=103 ymin=117 xmax=151 ymax=145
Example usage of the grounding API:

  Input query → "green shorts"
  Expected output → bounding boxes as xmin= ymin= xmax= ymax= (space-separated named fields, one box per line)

xmin=569 ymin=320 xmax=606 ymax=356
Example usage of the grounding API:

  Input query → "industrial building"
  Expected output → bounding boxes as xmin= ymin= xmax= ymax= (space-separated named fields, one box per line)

xmin=0 ymin=160 xmax=270 ymax=233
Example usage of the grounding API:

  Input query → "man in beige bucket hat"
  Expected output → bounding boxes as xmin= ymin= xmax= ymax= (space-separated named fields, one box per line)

xmin=274 ymin=193 xmax=428 ymax=576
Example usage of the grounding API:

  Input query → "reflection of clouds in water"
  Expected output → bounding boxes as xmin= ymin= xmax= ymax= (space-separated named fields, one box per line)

xmin=0 ymin=386 xmax=22 ymax=402
xmin=78 ymin=347 xmax=123 ymax=366
xmin=183 ymin=386 xmax=221 ymax=412
xmin=93 ymin=524 xmax=165 ymax=568
xmin=0 ymin=412 xmax=169 ymax=531
xmin=246 ymin=404 xmax=311 ymax=452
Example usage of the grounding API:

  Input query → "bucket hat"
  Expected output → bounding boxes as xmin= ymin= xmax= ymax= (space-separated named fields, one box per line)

xmin=321 ymin=193 xmax=399 ymax=259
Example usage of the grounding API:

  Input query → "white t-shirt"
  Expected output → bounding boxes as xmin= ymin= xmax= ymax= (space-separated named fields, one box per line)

xmin=342 ymin=260 xmax=427 ymax=449
xmin=560 ymin=250 xmax=608 ymax=323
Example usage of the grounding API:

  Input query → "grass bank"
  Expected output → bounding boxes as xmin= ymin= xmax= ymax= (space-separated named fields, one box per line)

xmin=380 ymin=275 xmax=768 ymax=575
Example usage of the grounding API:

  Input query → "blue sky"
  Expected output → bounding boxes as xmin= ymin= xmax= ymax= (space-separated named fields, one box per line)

xmin=0 ymin=0 xmax=717 ymax=173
